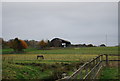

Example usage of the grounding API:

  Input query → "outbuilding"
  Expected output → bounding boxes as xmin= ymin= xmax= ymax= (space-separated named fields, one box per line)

xmin=51 ymin=38 xmax=71 ymax=47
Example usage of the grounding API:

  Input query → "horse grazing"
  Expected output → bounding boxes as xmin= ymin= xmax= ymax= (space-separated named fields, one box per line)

xmin=37 ymin=55 xmax=44 ymax=59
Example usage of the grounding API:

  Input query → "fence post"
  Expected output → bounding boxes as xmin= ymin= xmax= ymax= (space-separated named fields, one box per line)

xmin=105 ymin=54 xmax=109 ymax=66
xmin=100 ymin=55 xmax=104 ymax=66
xmin=98 ymin=56 xmax=100 ymax=62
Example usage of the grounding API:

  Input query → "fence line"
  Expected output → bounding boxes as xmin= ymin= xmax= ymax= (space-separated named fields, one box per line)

xmin=56 ymin=54 xmax=119 ymax=81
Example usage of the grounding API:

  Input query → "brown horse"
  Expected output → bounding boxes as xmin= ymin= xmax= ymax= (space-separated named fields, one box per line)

xmin=37 ymin=55 xmax=44 ymax=59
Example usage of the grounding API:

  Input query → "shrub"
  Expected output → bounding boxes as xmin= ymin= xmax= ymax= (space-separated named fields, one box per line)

xmin=8 ymin=38 xmax=28 ymax=52
xmin=38 ymin=40 xmax=48 ymax=49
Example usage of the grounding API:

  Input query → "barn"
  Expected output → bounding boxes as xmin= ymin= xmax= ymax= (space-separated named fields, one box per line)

xmin=50 ymin=38 xmax=71 ymax=47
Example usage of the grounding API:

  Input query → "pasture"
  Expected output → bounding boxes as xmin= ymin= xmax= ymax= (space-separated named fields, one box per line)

xmin=1 ymin=47 xmax=118 ymax=54
xmin=2 ymin=54 xmax=99 ymax=80
xmin=2 ymin=47 xmax=119 ymax=80
xmin=99 ymin=61 xmax=119 ymax=79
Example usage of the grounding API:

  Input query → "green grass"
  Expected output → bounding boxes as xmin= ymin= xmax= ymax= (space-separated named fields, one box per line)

xmin=1 ymin=48 xmax=14 ymax=54
xmin=100 ymin=67 xmax=119 ymax=79
xmin=2 ymin=54 xmax=97 ymax=64
xmin=26 ymin=47 xmax=118 ymax=54
xmin=2 ymin=53 xmax=119 ymax=80
xmin=2 ymin=47 xmax=119 ymax=80
xmin=2 ymin=54 xmax=97 ymax=80
xmin=2 ymin=47 xmax=118 ymax=55
xmin=2 ymin=62 xmax=52 ymax=79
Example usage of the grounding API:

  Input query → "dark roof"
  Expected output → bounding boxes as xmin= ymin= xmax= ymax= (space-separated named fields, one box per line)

xmin=51 ymin=38 xmax=71 ymax=43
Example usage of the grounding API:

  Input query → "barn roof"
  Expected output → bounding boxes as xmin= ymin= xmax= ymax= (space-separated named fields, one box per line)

xmin=51 ymin=38 xmax=71 ymax=43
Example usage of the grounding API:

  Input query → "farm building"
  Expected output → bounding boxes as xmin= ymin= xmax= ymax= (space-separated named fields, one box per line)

xmin=50 ymin=38 xmax=71 ymax=47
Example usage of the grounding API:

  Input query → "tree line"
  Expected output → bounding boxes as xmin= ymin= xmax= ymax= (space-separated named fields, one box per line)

xmin=0 ymin=37 xmax=106 ymax=53
xmin=1 ymin=38 xmax=51 ymax=53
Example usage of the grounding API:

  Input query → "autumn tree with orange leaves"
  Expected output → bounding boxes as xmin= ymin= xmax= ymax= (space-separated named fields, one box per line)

xmin=9 ymin=38 xmax=28 ymax=52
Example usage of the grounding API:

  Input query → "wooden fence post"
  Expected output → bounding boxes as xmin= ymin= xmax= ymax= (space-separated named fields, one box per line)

xmin=105 ymin=54 xmax=109 ymax=66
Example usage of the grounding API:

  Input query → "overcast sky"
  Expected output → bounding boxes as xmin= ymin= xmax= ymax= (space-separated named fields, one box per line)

xmin=2 ymin=2 xmax=118 ymax=46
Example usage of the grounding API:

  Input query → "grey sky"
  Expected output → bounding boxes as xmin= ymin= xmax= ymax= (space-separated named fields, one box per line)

xmin=2 ymin=2 xmax=118 ymax=46
xmin=1 ymin=0 xmax=119 ymax=2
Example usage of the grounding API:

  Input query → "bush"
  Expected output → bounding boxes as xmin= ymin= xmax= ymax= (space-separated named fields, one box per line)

xmin=38 ymin=40 xmax=48 ymax=50
xmin=8 ymin=38 xmax=28 ymax=52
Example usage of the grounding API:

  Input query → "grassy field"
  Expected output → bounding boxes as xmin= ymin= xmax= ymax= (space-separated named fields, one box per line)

xmin=100 ymin=67 xmax=119 ymax=79
xmin=99 ymin=61 xmax=119 ymax=80
xmin=2 ymin=47 xmax=119 ymax=80
xmin=2 ymin=54 xmax=98 ymax=80
xmin=1 ymin=47 xmax=118 ymax=54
